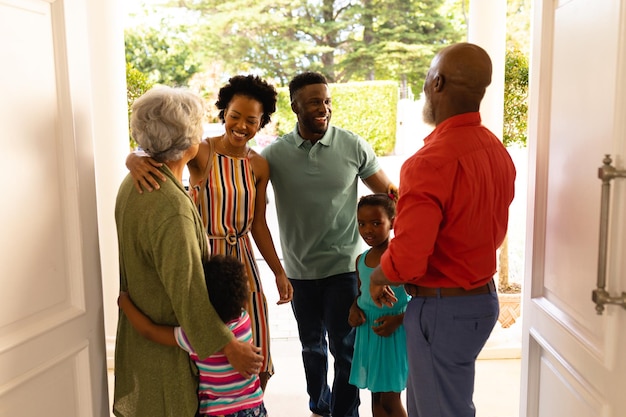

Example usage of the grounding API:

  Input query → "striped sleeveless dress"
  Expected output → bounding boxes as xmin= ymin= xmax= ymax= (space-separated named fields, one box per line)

xmin=190 ymin=151 xmax=274 ymax=376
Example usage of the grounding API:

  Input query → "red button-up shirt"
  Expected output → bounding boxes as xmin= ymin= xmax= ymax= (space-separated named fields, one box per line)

xmin=381 ymin=112 xmax=516 ymax=289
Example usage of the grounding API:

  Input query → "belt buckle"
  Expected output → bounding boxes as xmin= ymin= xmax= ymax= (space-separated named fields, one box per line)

xmin=225 ymin=233 xmax=238 ymax=245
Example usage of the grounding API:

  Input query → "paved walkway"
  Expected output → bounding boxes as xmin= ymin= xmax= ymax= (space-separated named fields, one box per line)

xmin=259 ymin=259 xmax=521 ymax=417
xmin=263 ymin=338 xmax=521 ymax=417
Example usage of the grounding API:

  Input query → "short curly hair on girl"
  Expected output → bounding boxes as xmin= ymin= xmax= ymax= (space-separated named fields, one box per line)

xmin=203 ymin=255 xmax=250 ymax=323
xmin=215 ymin=75 xmax=277 ymax=128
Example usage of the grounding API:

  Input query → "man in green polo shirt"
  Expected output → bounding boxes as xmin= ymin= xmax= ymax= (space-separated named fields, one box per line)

xmin=261 ymin=72 xmax=396 ymax=417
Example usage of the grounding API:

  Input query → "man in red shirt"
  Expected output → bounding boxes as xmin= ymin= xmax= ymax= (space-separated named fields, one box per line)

xmin=370 ymin=43 xmax=516 ymax=417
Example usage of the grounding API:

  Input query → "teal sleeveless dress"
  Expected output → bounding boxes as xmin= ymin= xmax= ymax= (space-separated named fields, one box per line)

xmin=349 ymin=249 xmax=409 ymax=393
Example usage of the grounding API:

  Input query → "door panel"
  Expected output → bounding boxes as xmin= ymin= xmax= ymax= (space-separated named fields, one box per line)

xmin=537 ymin=345 xmax=605 ymax=417
xmin=522 ymin=0 xmax=626 ymax=416
xmin=0 ymin=0 xmax=108 ymax=416
xmin=1 ymin=346 xmax=95 ymax=416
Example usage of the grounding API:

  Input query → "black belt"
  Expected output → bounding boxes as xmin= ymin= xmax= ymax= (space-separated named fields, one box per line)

xmin=404 ymin=279 xmax=496 ymax=298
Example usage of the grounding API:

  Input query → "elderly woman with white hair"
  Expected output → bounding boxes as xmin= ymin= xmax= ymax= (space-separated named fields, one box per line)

xmin=113 ymin=86 xmax=263 ymax=417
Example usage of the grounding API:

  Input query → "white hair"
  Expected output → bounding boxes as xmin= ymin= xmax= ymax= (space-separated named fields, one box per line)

xmin=130 ymin=86 xmax=205 ymax=162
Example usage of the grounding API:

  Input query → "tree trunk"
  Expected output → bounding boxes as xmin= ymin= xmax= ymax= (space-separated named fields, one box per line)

xmin=498 ymin=233 xmax=509 ymax=290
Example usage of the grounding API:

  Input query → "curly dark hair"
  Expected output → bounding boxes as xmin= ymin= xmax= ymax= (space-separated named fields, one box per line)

xmin=288 ymin=72 xmax=328 ymax=102
xmin=358 ymin=193 xmax=396 ymax=220
xmin=215 ymin=75 xmax=277 ymax=128
xmin=203 ymin=255 xmax=249 ymax=323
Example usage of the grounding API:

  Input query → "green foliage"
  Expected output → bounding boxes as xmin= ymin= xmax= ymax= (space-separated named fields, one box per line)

xmin=503 ymin=48 xmax=529 ymax=147
xmin=124 ymin=1 xmax=529 ymax=152
xmin=441 ymin=0 xmax=470 ymax=37
xmin=341 ymin=0 xmax=463 ymax=94
xmin=125 ymin=22 xmax=202 ymax=86
xmin=273 ymin=81 xmax=398 ymax=156
xmin=177 ymin=0 xmax=463 ymax=94
xmin=273 ymin=88 xmax=294 ymax=136
xmin=331 ymin=81 xmax=398 ymax=155
xmin=126 ymin=63 xmax=154 ymax=150
xmin=183 ymin=0 xmax=311 ymax=86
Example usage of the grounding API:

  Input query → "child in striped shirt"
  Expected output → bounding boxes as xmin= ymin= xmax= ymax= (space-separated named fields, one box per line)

xmin=118 ymin=254 xmax=266 ymax=417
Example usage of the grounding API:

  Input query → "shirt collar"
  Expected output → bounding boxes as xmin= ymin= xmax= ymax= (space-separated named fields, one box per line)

xmin=425 ymin=112 xmax=482 ymax=144
xmin=293 ymin=123 xmax=332 ymax=148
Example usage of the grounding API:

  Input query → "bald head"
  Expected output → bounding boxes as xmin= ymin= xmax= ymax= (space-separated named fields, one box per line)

xmin=433 ymin=43 xmax=492 ymax=93
xmin=422 ymin=43 xmax=493 ymax=126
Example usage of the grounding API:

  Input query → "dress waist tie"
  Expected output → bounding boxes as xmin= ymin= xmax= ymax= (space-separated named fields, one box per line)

xmin=206 ymin=232 xmax=245 ymax=246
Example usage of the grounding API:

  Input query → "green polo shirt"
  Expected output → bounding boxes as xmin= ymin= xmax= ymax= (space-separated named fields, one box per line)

xmin=113 ymin=165 xmax=233 ymax=417
xmin=261 ymin=124 xmax=380 ymax=279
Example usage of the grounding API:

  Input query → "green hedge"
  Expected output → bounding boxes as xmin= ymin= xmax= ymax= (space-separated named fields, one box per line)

xmin=503 ymin=48 xmax=529 ymax=147
xmin=273 ymin=80 xmax=398 ymax=156
xmin=126 ymin=63 xmax=154 ymax=150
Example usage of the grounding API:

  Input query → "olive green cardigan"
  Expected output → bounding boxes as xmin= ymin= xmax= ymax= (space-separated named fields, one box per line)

xmin=113 ymin=166 xmax=233 ymax=417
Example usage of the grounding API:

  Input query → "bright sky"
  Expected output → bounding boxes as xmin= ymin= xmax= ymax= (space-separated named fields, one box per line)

xmin=124 ymin=0 xmax=195 ymax=29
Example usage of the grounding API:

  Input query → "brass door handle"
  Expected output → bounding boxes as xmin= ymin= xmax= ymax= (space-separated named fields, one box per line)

xmin=593 ymin=155 xmax=626 ymax=314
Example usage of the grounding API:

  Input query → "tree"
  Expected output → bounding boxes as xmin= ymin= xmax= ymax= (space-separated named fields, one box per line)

xmin=178 ymin=0 xmax=355 ymax=84
xmin=174 ymin=0 xmax=463 ymax=92
xmin=125 ymin=20 xmax=203 ymax=86
xmin=503 ymin=0 xmax=530 ymax=148
xmin=341 ymin=0 xmax=463 ymax=95
xmin=503 ymin=47 xmax=529 ymax=147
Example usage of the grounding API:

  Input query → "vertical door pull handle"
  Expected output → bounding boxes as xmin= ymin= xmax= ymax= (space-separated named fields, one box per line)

xmin=593 ymin=155 xmax=626 ymax=314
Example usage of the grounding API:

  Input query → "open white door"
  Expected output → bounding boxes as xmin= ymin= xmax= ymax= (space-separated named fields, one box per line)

xmin=521 ymin=0 xmax=626 ymax=416
xmin=0 ymin=0 xmax=109 ymax=415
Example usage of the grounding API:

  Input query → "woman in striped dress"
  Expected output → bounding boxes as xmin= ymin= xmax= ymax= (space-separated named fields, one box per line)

xmin=190 ymin=75 xmax=292 ymax=391
xmin=127 ymin=75 xmax=293 ymax=391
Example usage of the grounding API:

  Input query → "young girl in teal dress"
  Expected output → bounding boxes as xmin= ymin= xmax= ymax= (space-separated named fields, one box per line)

xmin=348 ymin=193 xmax=409 ymax=417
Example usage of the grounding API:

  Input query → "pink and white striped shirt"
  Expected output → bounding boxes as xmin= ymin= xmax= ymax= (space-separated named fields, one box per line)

xmin=175 ymin=311 xmax=264 ymax=416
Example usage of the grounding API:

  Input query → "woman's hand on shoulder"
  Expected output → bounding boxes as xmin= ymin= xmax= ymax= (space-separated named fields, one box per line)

xmin=126 ymin=152 xmax=166 ymax=193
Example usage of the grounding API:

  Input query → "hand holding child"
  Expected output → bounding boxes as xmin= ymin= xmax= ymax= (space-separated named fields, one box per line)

xmin=372 ymin=313 xmax=404 ymax=337
xmin=348 ymin=300 xmax=366 ymax=327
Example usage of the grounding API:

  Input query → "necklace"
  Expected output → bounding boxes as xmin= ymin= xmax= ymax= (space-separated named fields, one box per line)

xmin=219 ymin=135 xmax=248 ymax=158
